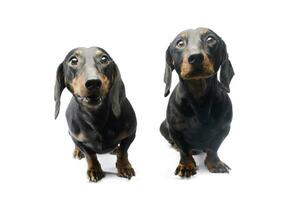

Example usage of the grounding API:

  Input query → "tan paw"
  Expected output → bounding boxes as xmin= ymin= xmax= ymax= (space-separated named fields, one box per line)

xmin=73 ymin=147 xmax=85 ymax=160
xmin=87 ymin=167 xmax=105 ymax=182
xmin=175 ymin=162 xmax=197 ymax=177
xmin=116 ymin=161 xmax=135 ymax=179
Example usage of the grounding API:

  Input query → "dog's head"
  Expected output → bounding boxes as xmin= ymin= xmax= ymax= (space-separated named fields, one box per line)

xmin=164 ymin=27 xmax=234 ymax=96
xmin=54 ymin=47 xmax=125 ymax=119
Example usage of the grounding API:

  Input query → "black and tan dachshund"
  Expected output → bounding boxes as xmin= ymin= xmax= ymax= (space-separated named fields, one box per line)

xmin=54 ymin=47 xmax=136 ymax=182
xmin=160 ymin=28 xmax=234 ymax=177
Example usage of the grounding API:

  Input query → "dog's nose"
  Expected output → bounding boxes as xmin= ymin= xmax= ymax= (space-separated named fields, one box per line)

xmin=85 ymin=79 xmax=102 ymax=90
xmin=188 ymin=53 xmax=204 ymax=65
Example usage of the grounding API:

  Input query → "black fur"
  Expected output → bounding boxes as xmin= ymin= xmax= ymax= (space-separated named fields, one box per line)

xmin=55 ymin=47 xmax=136 ymax=182
xmin=160 ymin=28 xmax=234 ymax=177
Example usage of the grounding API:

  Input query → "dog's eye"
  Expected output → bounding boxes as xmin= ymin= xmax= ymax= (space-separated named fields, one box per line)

xmin=176 ymin=39 xmax=185 ymax=48
xmin=100 ymin=55 xmax=109 ymax=64
xmin=69 ymin=56 xmax=78 ymax=66
xmin=206 ymin=36 xmax=217 ymax=46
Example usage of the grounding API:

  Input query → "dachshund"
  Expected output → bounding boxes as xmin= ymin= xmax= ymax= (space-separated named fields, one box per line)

xmin=160 ymin=28 xmax=234 ymax=177
xmin=54 ymin=47 xmax=136 ymax=182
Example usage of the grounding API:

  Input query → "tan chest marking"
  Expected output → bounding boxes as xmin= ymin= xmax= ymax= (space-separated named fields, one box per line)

xmin=70 ymin=131 xmax=89 ymax=142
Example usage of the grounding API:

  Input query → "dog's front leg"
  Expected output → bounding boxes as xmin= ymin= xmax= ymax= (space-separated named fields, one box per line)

xmin=86 ymin=153 xmax=105 ymax=182
xmin=115 ymin=134 xmax=136 ymax=179
xmin=72 ymin=139 xmax=104 ymax=182
xmin=170 ymin=128 xmax=197 ymax=178
xmin=205 ymin=126 xmax=231 ymax=173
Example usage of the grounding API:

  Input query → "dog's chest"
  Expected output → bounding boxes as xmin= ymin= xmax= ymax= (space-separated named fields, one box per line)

xmin=176 ymin=114 xmax=214 ymax=130
xmin=69 ymin=130 xmax=100 ymax=143
xmin=172 ymin=101 xmax=216 ymax=129
xmin=178 ymin=115 xmax=219 ymax=147
xmin=171 ymin=103 xmax=221 ymax=140
xmin=69 ymin=126 xmax=125 ymax=143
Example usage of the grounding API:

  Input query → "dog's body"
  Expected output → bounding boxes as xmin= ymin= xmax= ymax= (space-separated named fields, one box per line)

xmin=55 ymin=47 xmax=136 ymax=182
xmin=160 ymin=28 xmax=234 ymax=177
xmin=67 ymin=96 xmax=136 ymax=155
xmin=161 ymin=78 xmax=232 ymax=151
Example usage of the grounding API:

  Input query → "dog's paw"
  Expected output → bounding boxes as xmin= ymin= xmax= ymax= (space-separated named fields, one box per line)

xmin=87 ymin=167 xmax=105 ymax=182
xmin=117 ymin=166 xmax=135 ymax=179
xmin=205 ymin=160 xmax=231 ymax=173
xmin=175 ymin=162 xmax=197 ymax=178
xmin=73 ymin=147 xmax=85 ymax=160
xmin=116 ymin=162 xmax=135 ymax=179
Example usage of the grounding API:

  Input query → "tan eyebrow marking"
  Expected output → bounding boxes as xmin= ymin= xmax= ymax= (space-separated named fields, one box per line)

xmin=95 ymin=50 xmax=103 ymax=56
xmin=198 ymin=28 xmax=209 ymax=35
xmin=74 ymin=50 xmax=81 ymax=56
xmin=180 ymin=32 xmax=188 ymax=38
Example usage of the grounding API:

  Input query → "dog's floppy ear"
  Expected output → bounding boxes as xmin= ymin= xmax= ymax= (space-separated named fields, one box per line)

xmin=164 ymin=46 xmax=174 ymax=97
xmin=54 ymin=63 xmax=65 ymax=119
xmin=219 ymin=43 xmax=234 ymax=93
xmin=109 ymin=66 xmax=126 ymax=118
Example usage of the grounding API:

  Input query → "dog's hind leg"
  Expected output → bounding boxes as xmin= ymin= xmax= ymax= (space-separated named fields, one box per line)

xmin=160 ymin=120 xmax=181 ymax=151
xmin=160 ymin=120 xmax=174 ymax=145
xmin=73 ymin=145 xmax=85 ymax=160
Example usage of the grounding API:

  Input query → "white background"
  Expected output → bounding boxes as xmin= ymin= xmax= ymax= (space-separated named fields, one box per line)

xmin=0 ymin=0 xmax=299 ymax=199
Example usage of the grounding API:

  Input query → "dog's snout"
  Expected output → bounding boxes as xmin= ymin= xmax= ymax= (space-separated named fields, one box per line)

xmin=188 ymin=53 xmax=204 ymax=65
xmin=85 ymin=79 xmax=102 ymax=90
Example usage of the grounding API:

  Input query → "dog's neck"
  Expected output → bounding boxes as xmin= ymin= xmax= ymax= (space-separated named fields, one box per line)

xmin=180 ymin=75 xmax=217 ymax=102
xmin=78 ymin=99 xmax=110 ymax=121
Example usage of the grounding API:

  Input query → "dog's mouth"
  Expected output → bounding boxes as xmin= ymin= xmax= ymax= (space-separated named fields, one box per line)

xmin=180 ymin=63 xmax=216 ymax=80
xmin=76 ymin=94 xmax=103 ymax=105
xmin=182 ymin=71 xmax=215 ymax=80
